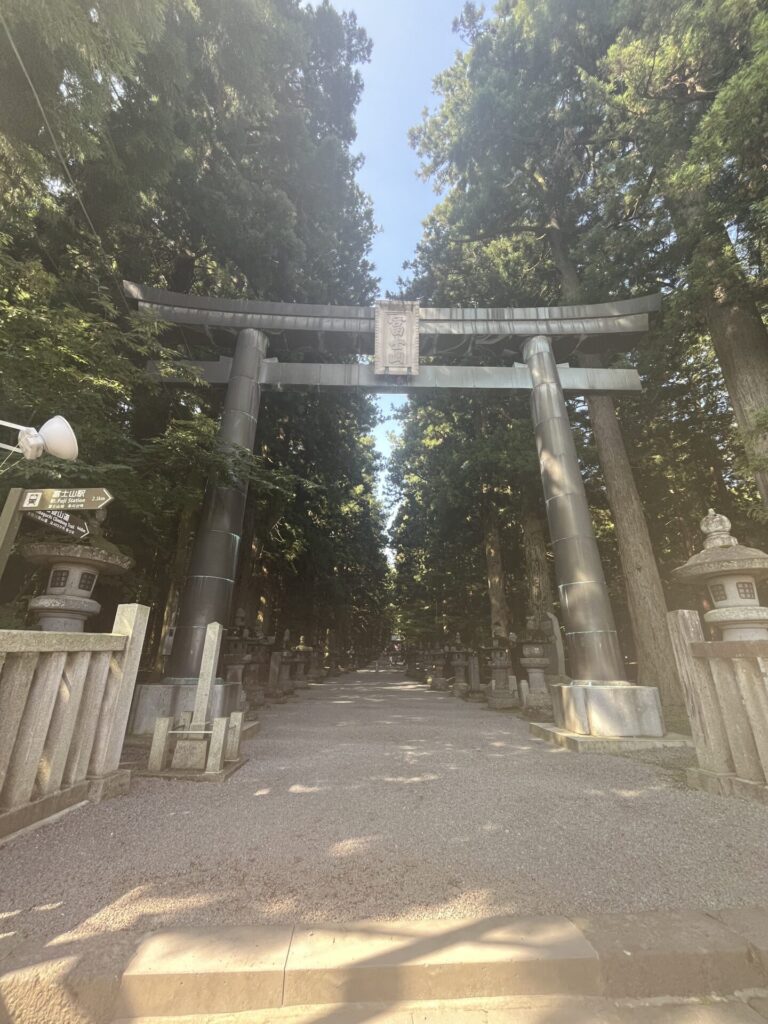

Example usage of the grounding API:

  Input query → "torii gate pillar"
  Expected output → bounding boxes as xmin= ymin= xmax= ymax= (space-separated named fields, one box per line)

xmin=523 ymin=335 xmax=665 ymax=737
xmin=122 ymin=280 xmax=669 ymax=740
xmin=167 ymin=328 xmax=267 ymax=680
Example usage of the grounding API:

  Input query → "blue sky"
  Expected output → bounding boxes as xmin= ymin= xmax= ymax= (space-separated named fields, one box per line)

xmin=350 ymin=0 xmax=465 ymax=294
xmin=347 ymin=0 xmax=467 ymax=493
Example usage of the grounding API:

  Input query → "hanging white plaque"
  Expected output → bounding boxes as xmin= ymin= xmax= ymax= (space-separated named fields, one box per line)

xmin=374 ymin=300 xmax=420 ymax=376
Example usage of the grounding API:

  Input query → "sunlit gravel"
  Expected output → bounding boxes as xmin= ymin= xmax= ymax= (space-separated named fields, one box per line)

xmin=2 ymin=669 xmax=767 ymax=959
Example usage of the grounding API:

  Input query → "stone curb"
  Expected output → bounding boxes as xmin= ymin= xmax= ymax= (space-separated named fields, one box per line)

xmin=106 ymin=908 xmax=768 ymax=1019
xmin=5 ymin=911 xmax=768 ymax=1023
xmin=529 ymin=723 xmax=694 ymax=754
xmin=111 ymin=996 xmax=768 ymax=1024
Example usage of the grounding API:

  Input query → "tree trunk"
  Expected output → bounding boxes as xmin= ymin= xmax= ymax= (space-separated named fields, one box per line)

xmin=547 ymin=219 xmax=684 ymax=707
xmin=153 ymin=503 xmax=195 ymax=671
xmin=579 ymin=355 xmax=684 ymax=706
xmin=695 ymin=227 xmax=768 ymax=504
xmin=521 ymin=511 xmax=553 ymax=622
xmin=481 ymin=485 xmax=511 ymax=639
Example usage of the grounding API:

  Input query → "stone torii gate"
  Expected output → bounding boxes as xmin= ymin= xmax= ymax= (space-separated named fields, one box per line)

xmin=125 ymin=282 xmax=665 ymax=739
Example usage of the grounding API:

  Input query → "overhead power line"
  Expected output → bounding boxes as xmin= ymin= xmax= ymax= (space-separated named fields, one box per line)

xmin=0 ymin=12 xmax=132 ymax=313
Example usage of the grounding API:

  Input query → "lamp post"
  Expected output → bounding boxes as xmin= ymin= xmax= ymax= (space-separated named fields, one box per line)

xmin=0 ymin=415 xmax=79 ymax=582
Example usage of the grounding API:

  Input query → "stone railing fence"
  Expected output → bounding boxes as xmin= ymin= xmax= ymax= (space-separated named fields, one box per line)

xmin=0 ymin=603 xmax=149 ymax=840
xmin=667 ymin=609 xmax=768 ymax=804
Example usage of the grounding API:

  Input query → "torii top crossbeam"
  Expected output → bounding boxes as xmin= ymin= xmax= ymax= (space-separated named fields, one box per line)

xmin=124 ymin=282 xmax=660 ymax=395
xmin=125 ymin=282 xmax=658 ymax=353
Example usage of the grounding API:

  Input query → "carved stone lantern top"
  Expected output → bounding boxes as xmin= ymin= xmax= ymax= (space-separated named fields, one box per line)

xmin=672 ymin=509 xmax=768 ymax=641
xmin=671 ymin=510 xmax=768 ymax=583
xmin=20 ymin=541 xmax=133 ymax=574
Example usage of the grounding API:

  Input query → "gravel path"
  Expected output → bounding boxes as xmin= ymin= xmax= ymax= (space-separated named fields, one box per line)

xmin=1 ymin=670 xmax=767 ymax=961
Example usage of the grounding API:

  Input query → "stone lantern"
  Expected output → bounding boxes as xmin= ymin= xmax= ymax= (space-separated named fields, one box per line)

xmin=671 ymin=509 xmax=768 ymax=640
xmin=485 ymin=632 xmax=517 ymax=710
xmin=21 ymin=541 xmax=133 ymax=632
xmin=520 ymin=640 xmax=550 ymax=707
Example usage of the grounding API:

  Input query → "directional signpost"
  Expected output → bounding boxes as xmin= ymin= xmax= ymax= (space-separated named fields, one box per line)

xmin=26 ymin=509 xmax=90 ymax=540
xmin=19 ymin=487 xmax=113 ymax=511
xmin=0 ymin=486 xmax=113 ymax=581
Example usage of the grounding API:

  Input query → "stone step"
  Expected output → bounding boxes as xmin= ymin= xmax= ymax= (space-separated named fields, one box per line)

xmin=113 ymin=910 xmax=768 ymax=1020
xmin=113 ymin=994 xmax=768 ymax=1024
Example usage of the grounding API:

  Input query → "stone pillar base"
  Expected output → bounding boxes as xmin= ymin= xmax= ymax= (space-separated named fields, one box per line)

xmin=265 ymin=689 xmax=288 ymax=703
xmin=463 ymin=689 xmax=487 ymax=703
xmin=551 ymin=682 xmax=665 ymax=738
xmin=487 ymin=692 xmax=518 ymax=710
xmin=530 ymin=722 xmax=692 ymax=754
xmin=522 ymin=687 xmax=553 ymax=713
xmin=128 ymin=680 xmax=242 ymax=736
xmin=686 ymin=767 xmax=768 ymax=806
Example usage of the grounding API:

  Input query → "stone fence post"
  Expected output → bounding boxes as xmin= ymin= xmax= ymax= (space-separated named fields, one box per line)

xmin=0 ymin=603 xmax=150 ymax=839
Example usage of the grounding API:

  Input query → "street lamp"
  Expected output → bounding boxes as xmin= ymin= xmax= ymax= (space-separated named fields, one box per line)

xmin=0 ymin=415 xmax=79 ymax=581
xmin=0 ymin=416 xmax=78 ymax=462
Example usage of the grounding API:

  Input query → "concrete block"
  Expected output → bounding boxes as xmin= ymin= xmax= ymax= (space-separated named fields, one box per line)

xmin=530 ymin=723 xmax=693 ymax=754
xmin=686 ymin=767 xmax=734 ymax=798
xmin=283 ymin=917 xmax=600 ymax=1005
xmin=147 ymin=717 xmax=173 ymax=771
xmin=129 ymin=680 xmax=241 ymax=736
xmin=0 ymin=780 xmax=89 ymax=841
xmin=193 ymin=622 xmax=224 ymax=727
xmin=551 ymin=682 xmax=567 ymax=727
xmin=561 ymin=684 xmax=589 ymax=734
xmin=583 ymin=684 xmax=665 ymax=738
xmin=226 ymin=711 xmax=244 ymax=761
xmin=487 ymin=693 xmax=518 ymax=710
xmin=727 ymin=775 xmax=768 ymax=805
xmin=116 ymin=926 xmax=294 ymax=1017
xmin=0 ymin=930 xmax=142 ymax=1024
xmin=129 ymin=683 xmax=174 ymax=729
xmin=444 ymin=1004 xmax=766 ymax=1024
xmin=105 ymin=1000 xmax=768 ymax=1023
xmin=88 ymin=768 xmax=131 ymax=802
xmin=171 ymin=737 xmax=208 ymax=771
xmin=205 ymin=718 xmax=228 ymax=773
xmin=572 ymin=910 xmax=766 ymax=997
